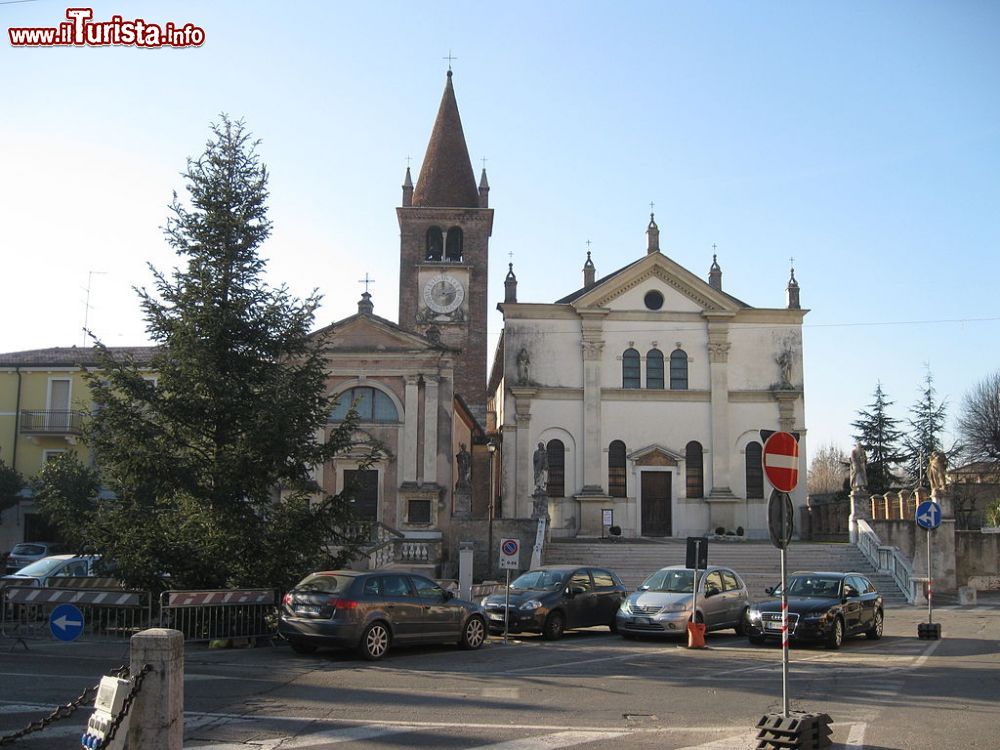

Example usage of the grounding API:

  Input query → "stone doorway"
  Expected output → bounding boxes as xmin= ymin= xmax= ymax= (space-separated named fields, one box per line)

xmin=641 ymin=471 xmax=672 ymax=536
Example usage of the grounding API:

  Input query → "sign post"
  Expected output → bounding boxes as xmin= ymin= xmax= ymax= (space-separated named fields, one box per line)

xmin=499 ymin=538 xmax=520 ymax=644
xmin=762 ymin=431 xmax=799 ymax=718
xmin=916 ymin=500 xmax=942 ymax=639
xmin=685 ymin=537 xmax=708 ymax=648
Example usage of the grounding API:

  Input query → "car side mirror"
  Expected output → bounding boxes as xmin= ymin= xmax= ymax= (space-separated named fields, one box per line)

xmin=765 ymin=586 xmax=775 ymax=596
xmin=443 ymin=590 xmax=454 ymax=601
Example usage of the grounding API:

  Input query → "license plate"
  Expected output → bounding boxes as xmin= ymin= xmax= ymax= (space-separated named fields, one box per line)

xmin=630 ymin=617 xmax=650 ymax=625
xmin=764 ymin=621 xmax=783 ymax=631
xmin=295 ymin=606 xmax=320 ymax=616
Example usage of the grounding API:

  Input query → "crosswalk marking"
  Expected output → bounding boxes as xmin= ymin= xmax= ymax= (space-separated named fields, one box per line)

xmin=467 ymin=730 xmax=629 ymax=749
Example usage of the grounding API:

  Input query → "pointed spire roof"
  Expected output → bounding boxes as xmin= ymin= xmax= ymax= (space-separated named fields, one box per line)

xmin=412 ymin=71 xmax=480 ymax=208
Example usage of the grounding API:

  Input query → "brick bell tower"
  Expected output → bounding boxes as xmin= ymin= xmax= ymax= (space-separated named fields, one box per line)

xmin=398 ymin=70 xmax=493 ymax=421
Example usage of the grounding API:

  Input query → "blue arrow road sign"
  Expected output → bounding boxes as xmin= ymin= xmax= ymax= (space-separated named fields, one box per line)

xmin=916 ymin=500 xmax=942 ymax=531
xmin=49 ymin=603 xmax=85 ymax=642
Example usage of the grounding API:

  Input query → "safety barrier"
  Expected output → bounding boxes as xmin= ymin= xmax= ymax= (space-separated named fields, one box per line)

xmin=0 ymin=585 xmax=152 ymax=643
xmin=158 ymin=589 xmax=277 ymax=642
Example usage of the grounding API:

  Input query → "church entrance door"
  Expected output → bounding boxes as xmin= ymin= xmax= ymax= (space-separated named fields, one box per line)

xmin=640 ymin=472 xmax=671 ymax=537
xmin=344 ymin=469 xmax=379 ymax=522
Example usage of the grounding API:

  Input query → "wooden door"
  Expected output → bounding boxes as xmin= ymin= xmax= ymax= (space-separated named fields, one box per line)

xmin=641 ymin=472 xmax=672 ymax=536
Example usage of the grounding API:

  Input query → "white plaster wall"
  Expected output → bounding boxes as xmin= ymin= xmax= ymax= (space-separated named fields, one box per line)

xmin=504 ymin=320 xmax=582 ymax=388
xmin=601 ymin=319 xmax=709 ymax=390
xmin=728 ymin=323 xmax=802 ymax=390
xmin=609 ymin=282 xmax=705 ymax=313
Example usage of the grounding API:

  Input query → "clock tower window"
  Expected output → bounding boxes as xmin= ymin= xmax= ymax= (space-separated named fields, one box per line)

xmin=445 ymin=226 xmax=464 ymax=261
xmin=425 ymin=226 xmax=443 ymax=261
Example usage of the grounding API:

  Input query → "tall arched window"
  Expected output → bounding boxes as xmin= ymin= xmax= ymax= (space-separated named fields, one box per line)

xmin=330 ymin=387 xmax=399 ymax=423
xmin=646 ymin=349 xmax=664 ymax=389
xmin=670 ymin=349 xmax=688 ymax=390
xmin=445 ymin=226 xmax=463 ymax=261
xmin=745 ymin=441 xmax=764 ymax=499
xmin=546 ymin=439 xmax=565 ymax=498
xmin=685 ymin=441 xmax=704 ymax=498
xmin=425 ymin=226 xmax=443 ymax=261
xmin=622 ymin=348 xmax=640 ymax=389
xmin=608 ymin=440 xmax=627 ymax=497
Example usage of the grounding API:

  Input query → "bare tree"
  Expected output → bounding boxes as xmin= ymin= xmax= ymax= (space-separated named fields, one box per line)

xmin=958 ymin=371 xmax=1000 ymax=463
xmin=807 ymin=442 xmax=848 ymax=495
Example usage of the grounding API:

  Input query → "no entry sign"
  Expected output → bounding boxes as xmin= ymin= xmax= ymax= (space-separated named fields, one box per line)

xmin=762 ymin=432 xmax=800 ymax=493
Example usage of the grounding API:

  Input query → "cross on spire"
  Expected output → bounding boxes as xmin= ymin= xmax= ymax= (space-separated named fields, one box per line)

xmin=481 ymin=156 xmax=488 ymax=170
xmin=649 ymin=201 xmax=655 ymax=213
xmin=405 ymin=155 xmax=412 ymax=168
xmin=713 ymin=243 xmax=718 ymax=253
xmin=507 ymin=250 xmax=513 ymax=263
xmin=443 ymin=50 xmax=457 ymax=70
xmin=789 ymin=256 xmax=795 ymax=268
xmin=358 ymin=273 xmax=375 ymax=294
xmin=585 ymin=239 xmax=592 ymax=251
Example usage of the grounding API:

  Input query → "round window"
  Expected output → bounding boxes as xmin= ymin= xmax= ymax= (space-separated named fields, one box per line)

xmin=644 ymin=290 xmax=664 ymax=310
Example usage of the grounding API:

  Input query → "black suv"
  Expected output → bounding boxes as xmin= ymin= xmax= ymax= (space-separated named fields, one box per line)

xmin=481 ymin=565 xmax=626 ymax=640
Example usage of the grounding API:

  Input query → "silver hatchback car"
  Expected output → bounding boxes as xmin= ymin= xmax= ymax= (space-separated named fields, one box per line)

xmin=616 ymin=564 xmax=750 ymax=638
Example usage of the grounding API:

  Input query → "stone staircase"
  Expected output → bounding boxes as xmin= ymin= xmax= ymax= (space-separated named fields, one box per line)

xmin=542 ymin=538 xmax=912 ymax=606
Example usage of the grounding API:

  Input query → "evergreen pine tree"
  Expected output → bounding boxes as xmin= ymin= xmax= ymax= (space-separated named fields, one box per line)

xmin=851 ymin=382 xmax=905 ymax=494
xmin=85 ymin=116 xmax=367 ymax=591
xmin=902 ymin=368 xmax=950 ymax=487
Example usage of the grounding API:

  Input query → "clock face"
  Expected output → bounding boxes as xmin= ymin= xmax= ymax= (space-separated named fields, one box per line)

xmin=423 ymin=274 xmax=465 ymax=314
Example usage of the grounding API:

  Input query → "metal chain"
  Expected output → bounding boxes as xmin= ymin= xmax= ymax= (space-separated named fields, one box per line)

xmin=0 ymin=663 xmax=130 ymax=746
xmin=95 ymin=663 xmax=152 ymax=750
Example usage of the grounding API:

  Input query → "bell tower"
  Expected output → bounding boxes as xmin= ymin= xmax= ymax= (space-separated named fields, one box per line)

xmin=397 ymin=71 xmax=493 ymax=420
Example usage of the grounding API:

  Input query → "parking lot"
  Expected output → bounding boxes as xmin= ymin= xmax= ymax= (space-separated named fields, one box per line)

xmin=1 ymin=602 xmax=998 ymax=749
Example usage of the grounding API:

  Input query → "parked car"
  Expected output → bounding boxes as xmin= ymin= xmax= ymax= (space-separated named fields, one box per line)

xmin=616 ymin=564 xmax=750 ymax=638
xmin=745 ymin=571 xmax=884 ymax=649
xmin=278 ymin=570 xmax=487 ymax=660
xmin=4 ymin=542 xmax=63 ymax=573
xmin=1 ymin=554 xmax=100 ymax=588
xmin=481 ymin=565 xmax=626 ymax=640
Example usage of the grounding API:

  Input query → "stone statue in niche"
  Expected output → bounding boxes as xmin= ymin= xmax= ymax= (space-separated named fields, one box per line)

xmin=776 ymin=348 xmax=794 ymax=388
xmin=533 ymin=441 xmax=548 ymax=492
xmin=456 ymin=443 xmax=471 ymax=490
xmin=517 ymin=347 xmax=530 ymax=385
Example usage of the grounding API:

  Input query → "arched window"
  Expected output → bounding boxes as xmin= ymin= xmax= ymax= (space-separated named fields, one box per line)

xmin=622 ymin=348 xmax=640 ymax=389
xmin=685 ymin=441 xmax=704 ymax=498
xmin=745 ymin=441 xmax=764 ymax=499
xmin=425 ymin=226 xmax=443 ymax=261
xmin=646 ymin=349 xmax=664 ymax=389
xmin=546 ymin=439 xmax=565 ymax=498
xmin=330 ymin=387 xmax=399 ymax=423
xmin=445 ymin=226 xmax=463 ymax=261
xmin=670 ymin=349 xmax=688 ymax=390
xmin=608 ymin=440 xmax=627 ymax=497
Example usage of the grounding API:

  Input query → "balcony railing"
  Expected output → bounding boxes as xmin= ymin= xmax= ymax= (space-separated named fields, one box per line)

xmin=19 ymin=410 xmax=85 ymax=436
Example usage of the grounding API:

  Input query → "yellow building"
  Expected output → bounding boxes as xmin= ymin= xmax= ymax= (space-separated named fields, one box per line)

xmin=0 ymin=346 xmax=156 ymax=550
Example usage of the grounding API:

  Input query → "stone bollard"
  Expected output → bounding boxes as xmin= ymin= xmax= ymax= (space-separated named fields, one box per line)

xmin=958 ymin=586 xmax=977 ymax=606
xmin=128 ymin=628 xmax=184 ymax=750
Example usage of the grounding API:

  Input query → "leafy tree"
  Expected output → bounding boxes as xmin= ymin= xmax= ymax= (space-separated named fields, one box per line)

xmin=807 ymin=442 xmax=848 ymax=495
xmin=851 ymin=382 xmax=905 ymax=494
xmin=901 ymin=367 xmax=952 ymax=487
xmin=32 ymin=453 xmax=101 ymax=553
xmin=958 ymin=371 xmax=1000 ymax=463
xmin=84 ymin=116 xmax=369 ymax=592
xmin=0 ymin=458 xmax=25 ymax=516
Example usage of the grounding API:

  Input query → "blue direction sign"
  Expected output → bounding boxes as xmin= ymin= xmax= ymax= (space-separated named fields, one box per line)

xmin=916 ymin=500 xmax=942 ymax=531
xmin=49 ymin=603 xmax=85 ymax=642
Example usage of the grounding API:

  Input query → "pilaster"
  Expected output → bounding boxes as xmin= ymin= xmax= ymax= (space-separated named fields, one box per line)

xmin=402 ymin=375 xmax=419 ymax=483
xmin=580 ymin=309 xmax=609 ymax=494
xmin=422 ymin=375 xmax=439 ymax=483
xmin=706 ymin=318 xmax=732 ymax=496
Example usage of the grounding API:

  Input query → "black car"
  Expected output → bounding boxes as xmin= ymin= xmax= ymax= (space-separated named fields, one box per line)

xmin=481 ymin=565 xmax=626 ymax=640
xmin=745 ymin=571 xmax=884 ymax=649
xmin=279 ymin=570 xmax=487 ymax=660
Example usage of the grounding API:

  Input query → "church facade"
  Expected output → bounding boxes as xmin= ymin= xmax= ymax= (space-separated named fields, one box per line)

xmin=488 ymin=220 xmax=808 ymax=540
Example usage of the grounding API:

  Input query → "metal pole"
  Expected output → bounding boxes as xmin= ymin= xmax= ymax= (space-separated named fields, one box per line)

xmin=926 ymin=527 xmax=933 ymax=624
xmin=503 ymin=569 xmax=510 ymax=644
xmin=780 ymin=546 xmax=789 ymax=718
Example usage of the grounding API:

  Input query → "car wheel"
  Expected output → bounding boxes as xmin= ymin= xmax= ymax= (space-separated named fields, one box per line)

xmin=289 ymin=640 xmax=317 ymax=655
xmin=734 ymin=608 xmax=749 ymax=636
xmin=867 ymin=609 xmax=884 ymax=640
xmin=608 ymin=617 xmax=618 ymax=634
xmin=358 ymin=621 xmax=391 ymax=660
xmin=826 ymin=617 xmax=844 ymax=650
xmin=459 ymin=615 xmax=486 ymax=650
xmin=542 ymin=611 xmax=565 ymax=641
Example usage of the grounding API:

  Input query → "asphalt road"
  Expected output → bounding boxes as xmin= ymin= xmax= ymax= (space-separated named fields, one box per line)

xmin=1 ymin=603 xmax=997 ymax=749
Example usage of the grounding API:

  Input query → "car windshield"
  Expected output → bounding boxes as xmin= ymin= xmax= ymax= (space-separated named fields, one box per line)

xmin=7 ymin=557 xmax=65 ymax=576
xmin=294 ymin=573 xmax=352 ymax=594
xmin=510 ymin=570 xmax=565 ymax=590
xmin=773 ymin=576 xmax=842 ymax=598
xmin=639 ymin=568 xmax=694 ymax=593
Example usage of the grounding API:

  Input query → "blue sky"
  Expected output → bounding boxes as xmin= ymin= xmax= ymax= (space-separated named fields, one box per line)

xmin=2 ymin=1 xmax=998 ymax=458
